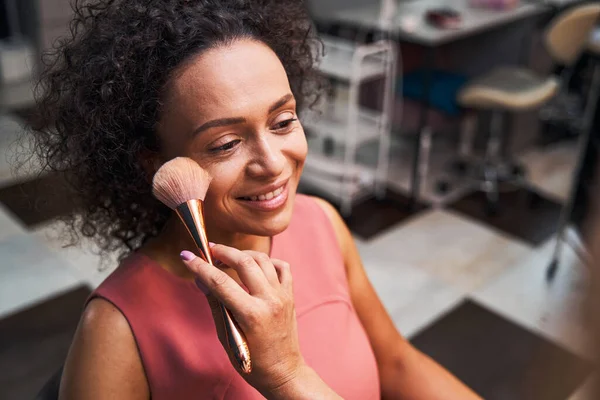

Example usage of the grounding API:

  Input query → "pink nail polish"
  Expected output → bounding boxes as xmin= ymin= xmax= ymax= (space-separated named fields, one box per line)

xmin=180 ymin=250 xmax=196 ymax=261
xmin=195 ymin=277 xmax=210 ymax=294
xmin=209 ymin=242 xmax=216 ymax=248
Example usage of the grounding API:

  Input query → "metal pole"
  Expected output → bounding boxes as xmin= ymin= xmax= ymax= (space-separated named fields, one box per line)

xmin=410 ymin=46 xmax=435 ymax=208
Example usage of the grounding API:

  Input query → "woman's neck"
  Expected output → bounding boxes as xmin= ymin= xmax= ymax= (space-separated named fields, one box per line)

xmin=140 ymin=214 xmax=271 ymax=281
xmin=207 ymin=227 xmax=271 ymax=254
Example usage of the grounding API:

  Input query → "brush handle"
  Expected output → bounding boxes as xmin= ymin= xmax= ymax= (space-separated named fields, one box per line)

xmin=219 ymin=303 xmax=252 ymax=374
xmin=176 ymin=200 xmax=252 ymax=374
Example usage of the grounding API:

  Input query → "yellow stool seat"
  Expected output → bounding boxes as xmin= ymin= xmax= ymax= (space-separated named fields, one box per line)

xmin=458 ymin=67 xmax=559 ymax=111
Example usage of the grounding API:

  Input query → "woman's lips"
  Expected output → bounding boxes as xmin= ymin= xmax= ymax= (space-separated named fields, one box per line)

xmin=237 ymin=183 xmax=289 ymax=211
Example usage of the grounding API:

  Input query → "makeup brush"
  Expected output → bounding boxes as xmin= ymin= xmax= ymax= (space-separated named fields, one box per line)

xmin=152 ymin=157 xmax=252 ymax=374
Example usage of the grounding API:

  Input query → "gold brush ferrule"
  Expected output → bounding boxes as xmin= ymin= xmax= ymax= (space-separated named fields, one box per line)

xmin=175 ymin=199 xmax=213 ymax=264
xmin=175 ymin=200 xmax=252 ymax=374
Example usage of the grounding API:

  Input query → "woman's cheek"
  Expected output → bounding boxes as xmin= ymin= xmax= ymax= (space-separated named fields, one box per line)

xmin=203 ymin=158 xmax=245 ymax=199
xmin=291 ymin=129 xmax=308 ymax=162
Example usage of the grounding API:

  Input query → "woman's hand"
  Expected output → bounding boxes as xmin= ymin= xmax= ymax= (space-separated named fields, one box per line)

xmin=180 ymin=244 xmax=339 ymax=399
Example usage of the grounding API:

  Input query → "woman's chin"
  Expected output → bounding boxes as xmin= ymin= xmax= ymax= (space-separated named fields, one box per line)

xmin=246 ymin=218 xmax=291 ymax=237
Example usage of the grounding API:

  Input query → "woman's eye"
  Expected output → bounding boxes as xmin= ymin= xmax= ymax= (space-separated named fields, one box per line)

xmin=210 ymin=140 xmax=240 ymax=153
xmin=273 ymin=118 xmax=298 ymax=131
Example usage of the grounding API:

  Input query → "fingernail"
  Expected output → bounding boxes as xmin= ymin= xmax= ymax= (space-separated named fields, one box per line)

xmin=194 ymin=277 xmax=210 ymax=294
xmin=180 ymin=250 xmax=196 ymax=261
xmin=209 ymin=242 xmax=216 ymax=248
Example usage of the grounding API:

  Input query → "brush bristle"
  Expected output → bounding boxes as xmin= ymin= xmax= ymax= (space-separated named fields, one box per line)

xmin=152 ymin=157 xmax=213 ymax=209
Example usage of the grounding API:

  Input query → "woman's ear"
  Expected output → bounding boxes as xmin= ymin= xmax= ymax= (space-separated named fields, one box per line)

xmin=138 ymin=148 xmax=162 ymax=184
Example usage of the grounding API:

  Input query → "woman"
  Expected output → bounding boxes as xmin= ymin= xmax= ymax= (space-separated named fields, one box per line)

xmin=32 ymin=0 xmax=481 ymax=398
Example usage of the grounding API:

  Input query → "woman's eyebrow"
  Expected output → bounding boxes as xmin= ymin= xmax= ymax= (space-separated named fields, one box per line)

xmin=191 ymin=117 xmax=246 ymax=137
xmin=191 ymin=93 xmax=294 ymax=137
xmin=268 ymin=93 xmax=294 ymax=114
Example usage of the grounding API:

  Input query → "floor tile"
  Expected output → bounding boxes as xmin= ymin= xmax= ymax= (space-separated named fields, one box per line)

xmin=33 ymin=220 xmax=119 ymax=289
xmin=568 ymin=373 xmax=598 ymax=400
xmin=366 ymin=134 xmax=471 ymax=206
xmin=473 ymin=237 xmax=591 ymax=360
xmin=0 ymin=286 xmax=90 ymax=400
xmin=518 ymin=141 xmax=577 ymax=202
xmin=299 ymin=180 xmax=430 ymax=240
xmin=0 ymin=172 xmax=79 ymax=228
xmin=0 ymin=203 xmax=26 ymax=241
xmin=383 ymin=134 xmax=577 ymax=208
xmin=311 ymin=127 xmax=577 ymax=209
xmin=411 ymin=300 xmax=593 ymax=400
xmin=0 ymin=114 xmax=41 ymax=188
xmin=340 ymin=189 xmax=429 ymax=240
xmin=449 ymin=186 xmax=563 ymax=246
xmin=0 ymin=234 xmax=82 ymax=318
xmin=363 ymin=209 xmax=533 ymax=292
xmin=358 ymin=243 xmax=466 ymax=338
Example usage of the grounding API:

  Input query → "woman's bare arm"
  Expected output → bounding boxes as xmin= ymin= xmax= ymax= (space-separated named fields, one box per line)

xmin=59 ymin=298 xmax=149 ymax=400
xmin=313 ymin=197 xmax=481 ymax=400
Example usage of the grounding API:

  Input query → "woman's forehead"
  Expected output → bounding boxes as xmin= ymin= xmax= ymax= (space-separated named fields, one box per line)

xmin=166 ymin=39 xmax=292 ymax=119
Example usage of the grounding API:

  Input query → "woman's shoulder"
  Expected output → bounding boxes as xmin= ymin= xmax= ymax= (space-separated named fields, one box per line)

xmin=60 ymin=296 xmax=149 ymax=398
xmin=78 ymin=297 xmax=136 ymax=357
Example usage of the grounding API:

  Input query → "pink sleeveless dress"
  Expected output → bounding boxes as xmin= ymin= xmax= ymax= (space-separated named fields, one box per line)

xmin=88 ymin=194 xmax=380 ymax=399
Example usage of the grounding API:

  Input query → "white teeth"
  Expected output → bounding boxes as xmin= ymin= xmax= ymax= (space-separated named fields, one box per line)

xmin=243 ymin=185 xmax=285 ymax=201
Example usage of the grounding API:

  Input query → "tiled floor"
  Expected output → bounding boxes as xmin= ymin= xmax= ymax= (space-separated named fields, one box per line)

xmin=473 ymin=236 xmax=592 ymax=360
xmin=0 ymin=112 xmax=592 ymax=398
xmin=0 ymin=233 xmax=81 ymax=317
xmin=358 ymin=243 xmax=466 ymax=337
xmin=0 ymin=204 xmax=26 ymax=241
xmin=361 ymin=209 xmax=533 ymax=292
xmin=0 ymin=172 xmax=78 ymax=228
xmin=0 ymin=286 xmax=90 ymax=400
xmin=0 ymin=114 xmax=41 ymax=189
xmin=339 ymin=189 xmax=429 ymax=240
xmin=412 ymin=300 xmax=592 ymax=400
xmin=518 ymin=141 xmax=579 ymax=202
xmin=568 ymin=374 xmax=599 ymax=400
xmin=318 ymin=129 xmax=578 ymax=208
xmin=33 ymin=220 xmax=118 ymax=288
xmin=449 ymin=186 xmax=563 ymax=246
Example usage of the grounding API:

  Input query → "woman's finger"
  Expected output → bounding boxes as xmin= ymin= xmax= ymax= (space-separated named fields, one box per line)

xmin=180 ymin=250 xmax=252 ymax=312
xmin=271 ymin=258 xmax=293 ymax=290
xmin=209 ymin=244 xmax=270 ymax=294
xmin=243 ymin=250 xmax=280 ymax=287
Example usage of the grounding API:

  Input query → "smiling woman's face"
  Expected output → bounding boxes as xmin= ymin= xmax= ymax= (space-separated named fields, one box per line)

xmin=157 ymin=39 xmax=308 ymax=238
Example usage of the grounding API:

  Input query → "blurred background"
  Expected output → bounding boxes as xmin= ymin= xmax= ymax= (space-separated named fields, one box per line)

xmin=0 ymin=0 xmax=599 ymax=399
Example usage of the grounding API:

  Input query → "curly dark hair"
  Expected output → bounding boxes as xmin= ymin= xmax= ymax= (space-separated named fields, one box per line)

xmin=30 ymin=0 xmax=323 ymax=260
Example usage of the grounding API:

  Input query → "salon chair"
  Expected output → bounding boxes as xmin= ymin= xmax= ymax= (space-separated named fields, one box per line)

xmin=449 ymin=4 xmax=600 ymax=215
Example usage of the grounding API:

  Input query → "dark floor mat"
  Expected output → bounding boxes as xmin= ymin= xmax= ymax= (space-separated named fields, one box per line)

xmin=0 ymin=286 xmax=90 ymax=400
xmin=411 ymin=300 xmax=592 ymax=400
xmin=448 ymin=187 xmax=562 ymax=246
xmin=0 ymin=173 xmax=79 ymax=228
xmin=342 ymin=190 xmax=429 ymax=240
xmin=298 ymin=187 xmax=429 ymax=240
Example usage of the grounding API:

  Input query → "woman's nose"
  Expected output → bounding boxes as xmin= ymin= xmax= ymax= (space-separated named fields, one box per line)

xmin=246 ymin=135 xmax=285 ymax=179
